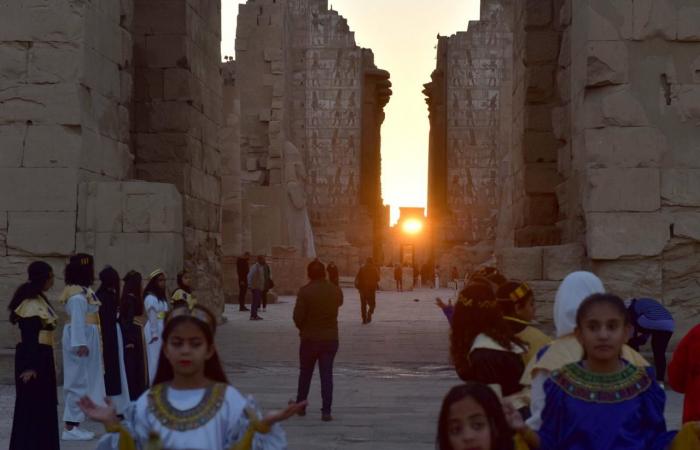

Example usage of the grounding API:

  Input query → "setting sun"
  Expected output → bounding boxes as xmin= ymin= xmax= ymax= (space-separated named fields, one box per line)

xmin=402 ymin=219 xmax=424 ymax=235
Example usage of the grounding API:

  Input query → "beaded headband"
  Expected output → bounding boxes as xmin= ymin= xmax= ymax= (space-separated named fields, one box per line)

xmin=148 ymin=269 xmax=165 ymax=282
xmin=509 ymin=282 xmax=533 ymax=302
xmin=458 ymin=294 xmax=499 ymax=309
xmin=166 ymin=306 xmax=215 ymax=330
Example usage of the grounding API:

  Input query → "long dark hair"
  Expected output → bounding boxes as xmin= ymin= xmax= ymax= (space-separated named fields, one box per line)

xmin=152 ymin=305 xmax=228 ymax=385
xmin=176 ymin=270 xmax=192 ymax=294
xmin=64 ymin=253 xmax=95 ymax=287
xmin=120 ymin=271 xmax=143 ymax=317
xmin=144 ymin=274 xmax=167 ymax=302
xmin=98 ymin=266 xmax=121 ymax=300
xmin=450 ymin=283 xmax=526 ymax=377
xmin=8 ymin=261 xmax=53 ymax=324
xmin=436 ymin=383 xmax=515 ymax=450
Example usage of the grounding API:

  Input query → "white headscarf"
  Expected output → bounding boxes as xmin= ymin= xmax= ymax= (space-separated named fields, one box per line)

xmin=553 ymin=271 xmax=605 ymax=337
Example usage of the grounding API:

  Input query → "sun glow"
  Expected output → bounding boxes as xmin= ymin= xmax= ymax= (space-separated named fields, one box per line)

xmin=402 ymin=219 xmax=424 ymax=235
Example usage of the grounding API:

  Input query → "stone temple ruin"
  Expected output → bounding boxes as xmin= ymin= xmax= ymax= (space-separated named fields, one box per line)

xmin=1 ymin=0 xmax=700 ymax=377
xmin=426 ymin=0 xmax=700 ymax=321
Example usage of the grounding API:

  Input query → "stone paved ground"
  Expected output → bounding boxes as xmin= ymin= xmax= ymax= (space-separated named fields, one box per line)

xmin=0 ymin=287 xmax=685 ymax=449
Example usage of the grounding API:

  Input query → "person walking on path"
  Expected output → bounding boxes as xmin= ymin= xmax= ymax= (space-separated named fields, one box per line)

xmin=236 ymin=252 xmax=251 ymax=312
xmin=355 ymin=257 xmax=380 ymax=324
xmin=60 ymin=253 xmax=106 ymax=441
xmin=261 ymin=257 xmax=274 ymax=312
xmin=669 ymin=322 xmax=700 ymax=423
xmin=9 ymin=261 xmax=60 ymax=450
xmin=247 ymin=255 xmax=266 ymax=320
xmin=394 ymin=264 xmax=403 ymax=292
xmin=293 ymin=260 xmax=343 ymax=422
xmin=625 ymin=297 xmax=675 ymax=384
xmin=327 ymin=261 xmax=340 ymax=286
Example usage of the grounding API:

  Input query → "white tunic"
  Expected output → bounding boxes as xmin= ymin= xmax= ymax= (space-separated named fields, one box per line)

xmin=96 ymin=384 xmax=287 ymax=450
xmin=110 ymin=325 xmax=133 ymax=414
xmin=62 ymin=292 xmax=107 ymax=422
xmin=144 ymin=294 xmax=169 ymax=384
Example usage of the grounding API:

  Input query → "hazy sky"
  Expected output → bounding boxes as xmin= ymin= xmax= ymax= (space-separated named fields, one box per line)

xmin=221 ymin=0 xmax=481 ymax=222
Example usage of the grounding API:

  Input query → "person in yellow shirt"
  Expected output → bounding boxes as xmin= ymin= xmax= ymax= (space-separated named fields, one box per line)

xmin=171 ymin=269 xmax=197 ymax=310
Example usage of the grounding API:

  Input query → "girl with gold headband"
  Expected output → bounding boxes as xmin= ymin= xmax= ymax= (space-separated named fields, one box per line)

xmin=450 ymin=283 xmax=529 ymax=412
xmin=60 ymin=253 xmax=107 ymax=441
xmin=8 ymin=261 xmax=60 ymax=450
xmin=82 ymin=304 xmax=306 ymax=450
xmin=144 ymin=269 xmax=170 ymax=385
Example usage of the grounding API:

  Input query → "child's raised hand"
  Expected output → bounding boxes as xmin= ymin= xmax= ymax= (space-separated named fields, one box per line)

xmin=435 ymin=297 xmax=447 ymax=309
xmin=78 ymin=396 xmax=119 ymax=426
xmin=262 ymin=400 xmax=308 ymax=426
xmin=502 ymin=401 xmax=526 ymax=432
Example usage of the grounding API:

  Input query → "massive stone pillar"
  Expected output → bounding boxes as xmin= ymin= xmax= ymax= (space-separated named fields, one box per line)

xmin=132 ymin=0 xmax=224 ymax=311
xmin=232 ymin=0 xmax=391 ymax=280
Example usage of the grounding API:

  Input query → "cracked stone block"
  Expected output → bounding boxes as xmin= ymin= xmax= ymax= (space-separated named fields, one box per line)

xmin=632 ymin=0 xmax=677 ymax=41
xmin=678 ymin=7 xmax=700 ymax=41
xmin=0 ymin=124 xmax=26 ymax=168
xmin=661 ymin=169 xmax=700 ymax=206
xmin=584 ymin=127 xmax=664 ymax=168
xmin=587 ymin=41 xmax=628 ymax=87
xmin=584 ymin=168 xmax=660 ymax=212
xmin=0 ymin=168 xmax=78 ymax=212
xmin=497 ymin=246 xmax=544 ymax=280
xmin=586 ymin=212 xmax=669 ymax=260
xmin=7 ymin=212 xmax=76 ymax=256
xmin=543 ymin=244 xmax=586 ymax=281
xmin=592 ymin=258 xmax=662 ymax=300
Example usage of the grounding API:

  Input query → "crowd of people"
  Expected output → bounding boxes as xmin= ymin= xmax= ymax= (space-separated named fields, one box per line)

xmin=435 ymin=266 xmax=700 ymax=450
xmin=236 ymin=253 xmax=275 ymax=321
xmin=8 ymin=253 xmax=301 ymax=450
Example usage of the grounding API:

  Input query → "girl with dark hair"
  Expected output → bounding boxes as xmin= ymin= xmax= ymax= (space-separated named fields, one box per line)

xmin=171 ymin=269 xmax=197 ymax=309
xmin=144 ymin=268 xmax=170 ymax=384
xmin=508 ymin=294 xmax=700 ymax=449
xmin=60 ymin=253 xmax=106 ymax=441
xmin=8 ymin=261 xmax=60 ymax=450
xmin=80 ymin=304 xmax=307 ymax=450
xmin=450 ymin=283 xmax=528 ymax=405
xmin=119 ymin=270 xmax=148 ymax=400
xmin=437 ymin=383 xmax=528 ymax=450
xmin=96 ymin=266 xmax=131 ymax=416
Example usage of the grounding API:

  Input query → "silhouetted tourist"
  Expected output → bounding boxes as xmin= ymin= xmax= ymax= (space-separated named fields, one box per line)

xmin=626 ymin=297 xmax=675 ymax=383
xmin=9 ymin=261 xmax=60 ymax=450
xmin=450 ymin=266 xmax=459 ymax=291
xmin=261 ymin=257 xmax=274 ymax=312
xmin=434 ymin=264 xmax=441 ymax=289
xmin=96 ymin=266 xmax=130 ymax=416
xmin=355 ymin=257 xmax=380 ymax=324
xmin=247 ymin=255 xmax=266 ymax=320
xmin=327 ymin=261 xmax=340 ymax=286
xmin=171 ymin=268 xmax=196 ymax=309
xmin=293 ymin=260 xmax=343 ymax=421
xmin=119 ymin=270 xmax=147 ymax=401
xmin=394 ymin=264 xmax=403 ymax=292
xmin=143 ymin=269 xmax=169 ymax=384
xmin=413 ymin=262 xmax=420 ymax=288
xmin=236 ymin=252 xmax=251 ymax=312
xmin=60 ymin=253 xmax=105 ymax=441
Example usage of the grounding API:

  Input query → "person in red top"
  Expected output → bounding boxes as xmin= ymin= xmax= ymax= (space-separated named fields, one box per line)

xmin=668 ymin=323 xmax=700 ymax=423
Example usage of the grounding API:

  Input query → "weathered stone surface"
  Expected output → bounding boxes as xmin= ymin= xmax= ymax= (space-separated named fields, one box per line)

xmin=123 ymin=182 xmax=183 ymax=233
xmin=671 ymin=212 xmax=700 ymax=242
xmin=543 ymin=243 xmax=586 ymax=281
xmin=632 ymin=0 xmax=677 ymax=41
xmin=497 ymin=246 xmax=543 ymax=280
xmin=526 ymin=30 xmax=560 ymax=63
xmin=23 ymin=125 xmax=82 ymax=168
xmin=0 ymin=124 xmax=25 ymax=168
xmin=584 ymin=168 xmax=660 ymax=212
xmin=593 ymin=258 xmax=663 ymax=300
xmin=662 ymin=242 xmax=700 ymax=308
xmin=586 ymin=41 xmax=628 ymax=87
xmin=661 ymin=169 xmax=700 ymax=206
xmin=7 ymin=212 xmax=76 ymax=255
xmin=0 ymin=83 xmax=82 ymax=125
xmin=586 ymin=213 xmax=670 ymax=260
xmin=525 ymin=164 xmax=561 ymax=194
xmin=0 ymin=168 xmax=78 ymax=212
xmin=677 ymin=7 xmax=700 ymax=41
xmin=584 ymin=127 xmax=664 ymax=168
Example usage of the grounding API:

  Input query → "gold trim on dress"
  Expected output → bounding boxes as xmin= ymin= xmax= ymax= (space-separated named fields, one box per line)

xmin=85 ymin=313 xmax=100 ymax=325
xmin=148 ymin=383 xmax=227 ymax=431
xmin=19 ymin=329 xmax=55 ymax=347
xmin=14 ymin=297 xmax=58 ymax=327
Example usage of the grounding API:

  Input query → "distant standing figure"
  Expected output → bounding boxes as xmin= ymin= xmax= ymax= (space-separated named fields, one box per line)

xmin=625 ymin=297 xmax=675 ymax=383
xmin=412 ymin=263 xmax=420 ymax=289
xmin=450 ymin=266 xmax=459 ymax=291
xmin=327 ymin=261 xmax=340 ymax=286
xmin=394 ymin=264 xmax=403 ymax=292
xmin=171 ymin=269 xmax=197 ymax=309
xmin=355 ymin=258 xmax=380 ymax=324
xmin=434 ymin=264 xmax=441 ymax=289
xmin=261 ymin=257 xmax=274 ymax=312
xmin=236 ymin=252 xmax=251 ymax=312
xmin=293 ymin=260 xmax=343 ymax=421
xmin=143 ymin=269 xmax=169 ymax=384
xmin=118 ymin=270 xmax=147 ymax=400
xmin=95 ymin=266 xmax=130 ymax=416
xmin=9 ymin=261 xmax=60 ymax=450
xmin=247 ymin=255 xmax=266 ymax=320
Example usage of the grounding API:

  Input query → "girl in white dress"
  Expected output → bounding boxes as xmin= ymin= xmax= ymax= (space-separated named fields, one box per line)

xmin=60 ymin=253 xmax=107 ymax=441
xmin=81 ymin=304 xmax=306 ymax=450
xmin=143 ymin=269 xmax=170 ymax=384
